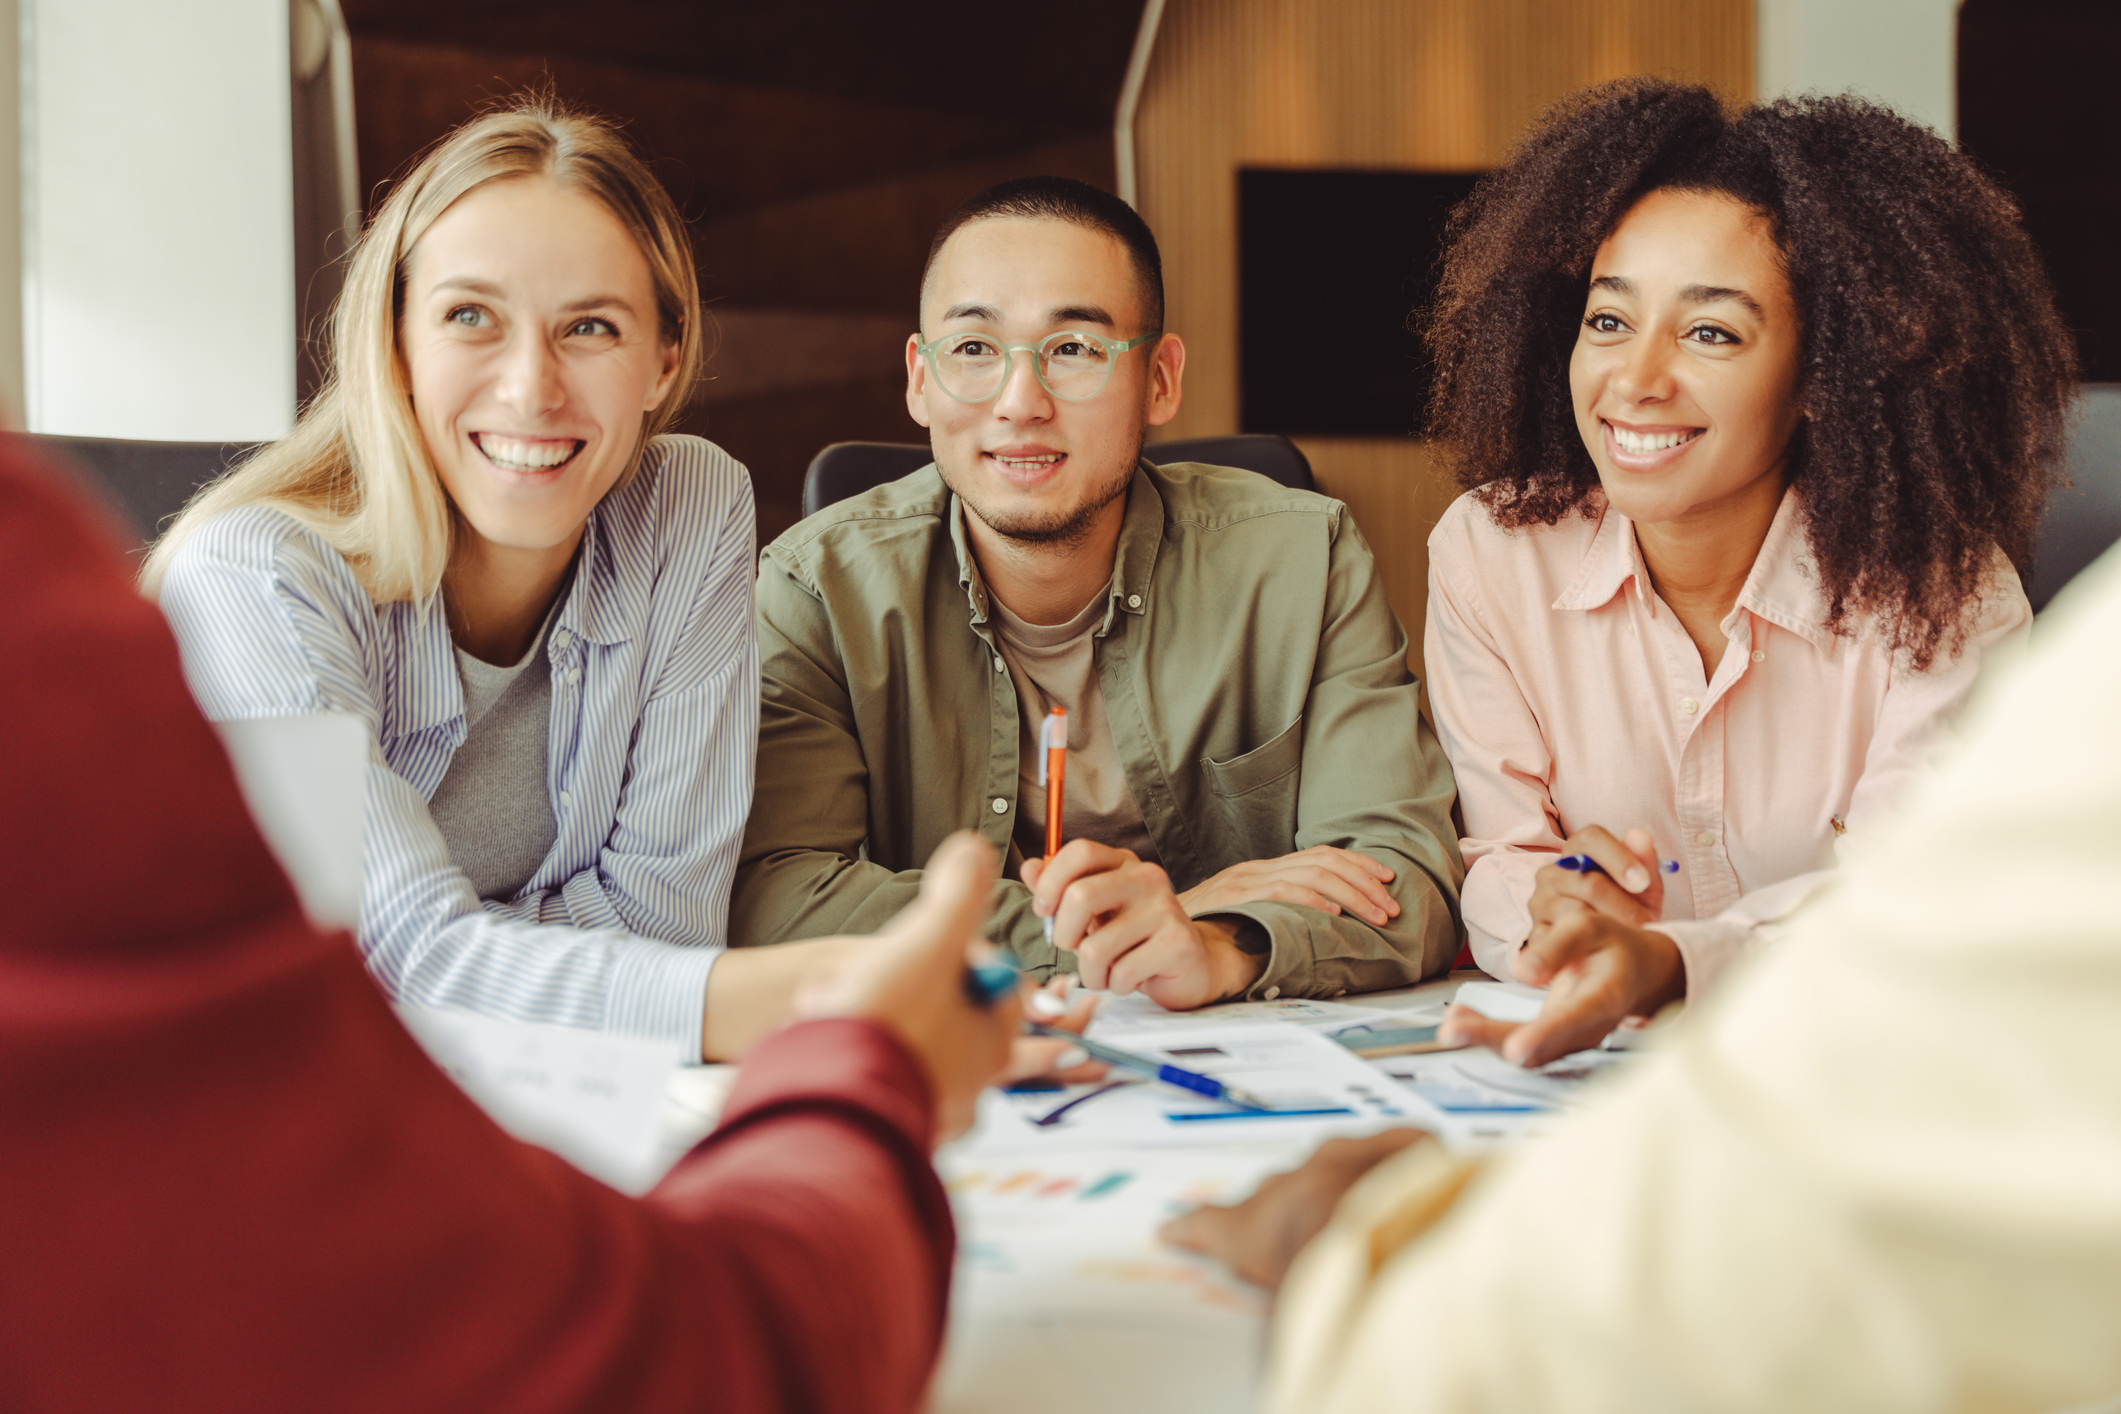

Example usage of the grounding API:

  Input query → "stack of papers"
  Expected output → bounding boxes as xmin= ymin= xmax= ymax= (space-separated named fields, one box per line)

xmin=931 ymin=1142 xmax=1291 ymax=1414
xmin=971 ymin=1020 xmax=1422 ymax=1154
xmin=397 ymin=1004 xmax=684 ymax=1195
xmin=934 ymin=984 xmax=1637 ymax=1412
xmin=993 ymin=986 xmax=1634 ymax=1152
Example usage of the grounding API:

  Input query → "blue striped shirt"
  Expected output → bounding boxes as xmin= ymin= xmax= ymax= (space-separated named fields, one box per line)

xmin=157 ymin=435 xmax=758 ymax=1054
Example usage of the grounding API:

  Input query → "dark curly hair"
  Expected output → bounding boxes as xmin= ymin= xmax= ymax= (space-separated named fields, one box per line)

xmin=1420 ymin=79 xmax=2077 ymax=669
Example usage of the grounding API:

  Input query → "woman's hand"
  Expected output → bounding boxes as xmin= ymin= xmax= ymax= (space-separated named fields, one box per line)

xmin=1159 ymin=1131 xmax=1430 ymax=1291
xmin=1528 ymin=825 xmax=1666 ymax=928
xmin=1441 ymin=908 xmax=1683 ymax=1067
xmin=795 ymin=833 xmax=1021 ymax=1143
xmin=1442 ymin=823 xmax=1684 ymax=1067
xmin=1177 ymin=846 xmax=1400 ymax=928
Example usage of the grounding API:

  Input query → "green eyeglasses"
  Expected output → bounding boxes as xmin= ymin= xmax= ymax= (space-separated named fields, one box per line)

xmin=915 ymin=328 xmax=1160 ymax=404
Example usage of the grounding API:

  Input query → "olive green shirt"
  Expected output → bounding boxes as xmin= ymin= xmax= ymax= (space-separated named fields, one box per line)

xmin=731 ymin=460 xmax=1466 ymax=998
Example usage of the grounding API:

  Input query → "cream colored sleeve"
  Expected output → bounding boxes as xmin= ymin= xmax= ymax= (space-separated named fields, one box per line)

xmin=1266 ymin=550 xmax=2121 ymax=1414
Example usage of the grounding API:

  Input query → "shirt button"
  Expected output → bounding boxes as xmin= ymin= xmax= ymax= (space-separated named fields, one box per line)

xmin=1695 ymin=830 xmax=1715 ymax=846
xmin=1751 ymin=649 xmax=1766 ymax=663
xmin=564 ymin=667 xmax=582 ymax=686
xmin=1263 ymin=984 xmax=1281 ymax=1000
xmin=993 ymin=655 xmax=1005 ymax=672
xmin=558 ymin=790 xmax=573 ymax=810
xmin=1127 ymin=594 xmax=1143 ymax=609
xmin=1680 ymin=697 xmax=1699 ymax=714
xmin=991 ymin=797 xmax=1008 ymax=815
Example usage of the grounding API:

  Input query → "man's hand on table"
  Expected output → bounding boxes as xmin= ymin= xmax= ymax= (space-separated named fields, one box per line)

xmin=1023 ymin=841 xmax=1268 ymax=1010
xmin=1441 ymin=825 xmax=1684 ymax=1068
xmin=1178 ymin=845 xmax=1400 ymax=929
xmin=1160 ymin=1130 xmax=1430 ymax=1291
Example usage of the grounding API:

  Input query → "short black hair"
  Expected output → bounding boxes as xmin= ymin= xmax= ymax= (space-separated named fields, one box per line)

xmin=921 ymin=175 xmax=1165 ymax=332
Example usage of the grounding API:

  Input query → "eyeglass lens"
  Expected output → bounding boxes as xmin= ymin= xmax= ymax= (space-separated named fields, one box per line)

xmin=932 ymin=332 xmax=1115 ymax=402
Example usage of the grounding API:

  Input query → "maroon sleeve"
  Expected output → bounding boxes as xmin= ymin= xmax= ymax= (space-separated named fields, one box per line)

xmin=0 ymin=443 xmax=951 ymax=1414
xmin=642 ymin=1019 xmax=956 ymax=1414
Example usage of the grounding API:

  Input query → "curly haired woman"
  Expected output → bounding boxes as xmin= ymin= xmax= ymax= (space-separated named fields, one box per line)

xmin=1422 ymin=80 xmax=2076 ymax=1066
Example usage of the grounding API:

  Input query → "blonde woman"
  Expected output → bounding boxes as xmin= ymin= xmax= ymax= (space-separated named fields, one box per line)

xmin=149 ymin=99 xmax=845 ymax=1060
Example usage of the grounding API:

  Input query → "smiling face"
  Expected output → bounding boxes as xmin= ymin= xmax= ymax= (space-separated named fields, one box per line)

xmin=907 ymin=215 xmax=1182 ymax=548
xmin=1569 ymin=187 xmax=1804 ymax=529
xmin=400 ymin=175 xmax=679 ymax=568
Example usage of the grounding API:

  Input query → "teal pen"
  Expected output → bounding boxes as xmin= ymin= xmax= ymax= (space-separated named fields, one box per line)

xmin=1025 ymin=1022 xmax=1274 ymax=1111
xmin=962 ymin=954 xmax=1022 ymax=1006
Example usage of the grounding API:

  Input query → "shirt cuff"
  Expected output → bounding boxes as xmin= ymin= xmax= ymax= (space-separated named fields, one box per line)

xmin=1645 ymin=917 xmax=1756 ymax=999
xmin=1468 ymin=927 xmax=1521 ymax=983
xmin=1200 ymin=906 xmax=1309 ymax=1000
xmin=605 ymin=940 xmax=722 ymax=1060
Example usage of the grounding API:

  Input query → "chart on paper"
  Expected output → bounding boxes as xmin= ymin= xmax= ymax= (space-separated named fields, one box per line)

xmin=1086 ymin=990 xmax=1402 ymax=1038
xmin=968 ymin=1023 xmax=1416 ymax=1152
xmin=940 ymin=1146 xmax=1282 ymax=1324
xmin=1383 ymin=1044 xmax=1628 ymax=1144
xmin=930 ymin=1143 xmax=1289 ymax=1414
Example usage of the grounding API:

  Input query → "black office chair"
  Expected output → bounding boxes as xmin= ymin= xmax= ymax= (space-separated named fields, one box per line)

xmin=21 ymin=434 xmax=251 ymax=553
xmin=800 ymin=433 xmax=1316 ymax=519
xmin=2027 ymin=384 xmax=2121 ymax=612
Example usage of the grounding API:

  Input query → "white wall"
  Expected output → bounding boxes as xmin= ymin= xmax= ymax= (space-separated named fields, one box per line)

xmin=1757 ymin=0 xmax=1961 ymax=139
xmin=0 ymin=0 xmax=22 ymax=427
xmin=22 ymin=0 xmax=294 ymax=441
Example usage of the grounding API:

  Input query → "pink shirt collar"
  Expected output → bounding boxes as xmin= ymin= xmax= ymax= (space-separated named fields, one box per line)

xmin=1552 ymin=486 xmax=1836 ymax=651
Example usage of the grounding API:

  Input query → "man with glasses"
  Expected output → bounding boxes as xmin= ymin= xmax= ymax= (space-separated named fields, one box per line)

xmin=731 ymin=176 xmax=1464 ymax=1008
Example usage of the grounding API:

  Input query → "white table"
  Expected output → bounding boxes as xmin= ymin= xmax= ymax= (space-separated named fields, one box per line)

xmin=645 ymin=976 xmax=1476 ymax=1414
xmin=925 ymin=976 xmax=1468 ymax=1414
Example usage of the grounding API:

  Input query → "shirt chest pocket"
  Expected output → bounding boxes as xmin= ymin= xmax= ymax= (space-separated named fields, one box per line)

xmin=1200 ymin=715 xmax=1303 ymax=847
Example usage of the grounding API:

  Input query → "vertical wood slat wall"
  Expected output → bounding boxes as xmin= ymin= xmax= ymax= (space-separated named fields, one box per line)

xmin=1134 ymin=0 xmax=1752 ymax=678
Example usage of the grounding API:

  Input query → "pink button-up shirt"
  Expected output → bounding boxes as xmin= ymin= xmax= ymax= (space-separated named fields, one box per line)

xmin=1424 ymin=486 xmax=2029 ymax=994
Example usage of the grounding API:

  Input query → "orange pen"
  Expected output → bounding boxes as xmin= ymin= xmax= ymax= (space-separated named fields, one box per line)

xmin=1039 ymin=704 xmax=1067 ymax=942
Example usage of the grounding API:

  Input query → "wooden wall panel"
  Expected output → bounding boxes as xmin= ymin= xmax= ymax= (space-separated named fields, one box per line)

xmin=1136 ymin=0 xmax=1752 ymax=675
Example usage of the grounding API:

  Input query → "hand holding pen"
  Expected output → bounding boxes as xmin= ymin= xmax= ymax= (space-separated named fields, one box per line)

xmin=1037 ymin=704 xmax=1067 ymax=943
xmin=1441 ymin=824 xmax=1686 ymax=1068
xmin=1537 ymin=824 xmax=1675 ymax=930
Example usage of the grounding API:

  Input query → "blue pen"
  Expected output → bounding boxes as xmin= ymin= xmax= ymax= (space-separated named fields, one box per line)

xmin=1556 ymin=854 xmax=1680 ymax=881
xmin=1025 ymin=1022 xmax=1274 ymax=1111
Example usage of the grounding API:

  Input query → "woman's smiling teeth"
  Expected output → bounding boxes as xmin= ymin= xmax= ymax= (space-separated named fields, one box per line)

xmin=475 ymin=432 xmax=583 ymax=471
xmin=1609 ymin=424 xmax=1703 ymax=455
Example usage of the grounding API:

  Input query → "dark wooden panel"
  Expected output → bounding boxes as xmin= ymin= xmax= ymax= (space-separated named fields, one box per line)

xmin=348 ymin=34 xmax=1089 ymax=220
xmin=691 ymin=132 xmax=1115 ymax=314
xmin=341 ymin=0 xmax=1143 ymax=127
xmin=677 ymin=375 xmax=921 ymax=545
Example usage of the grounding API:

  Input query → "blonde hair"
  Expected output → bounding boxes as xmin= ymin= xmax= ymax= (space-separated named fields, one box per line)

xmin=142 ymin=95 xmax=703 ymax=603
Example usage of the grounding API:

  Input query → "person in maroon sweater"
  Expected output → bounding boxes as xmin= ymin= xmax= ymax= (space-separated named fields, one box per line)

xmin=0 ymin=442 xmax=1018 ymax=1411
